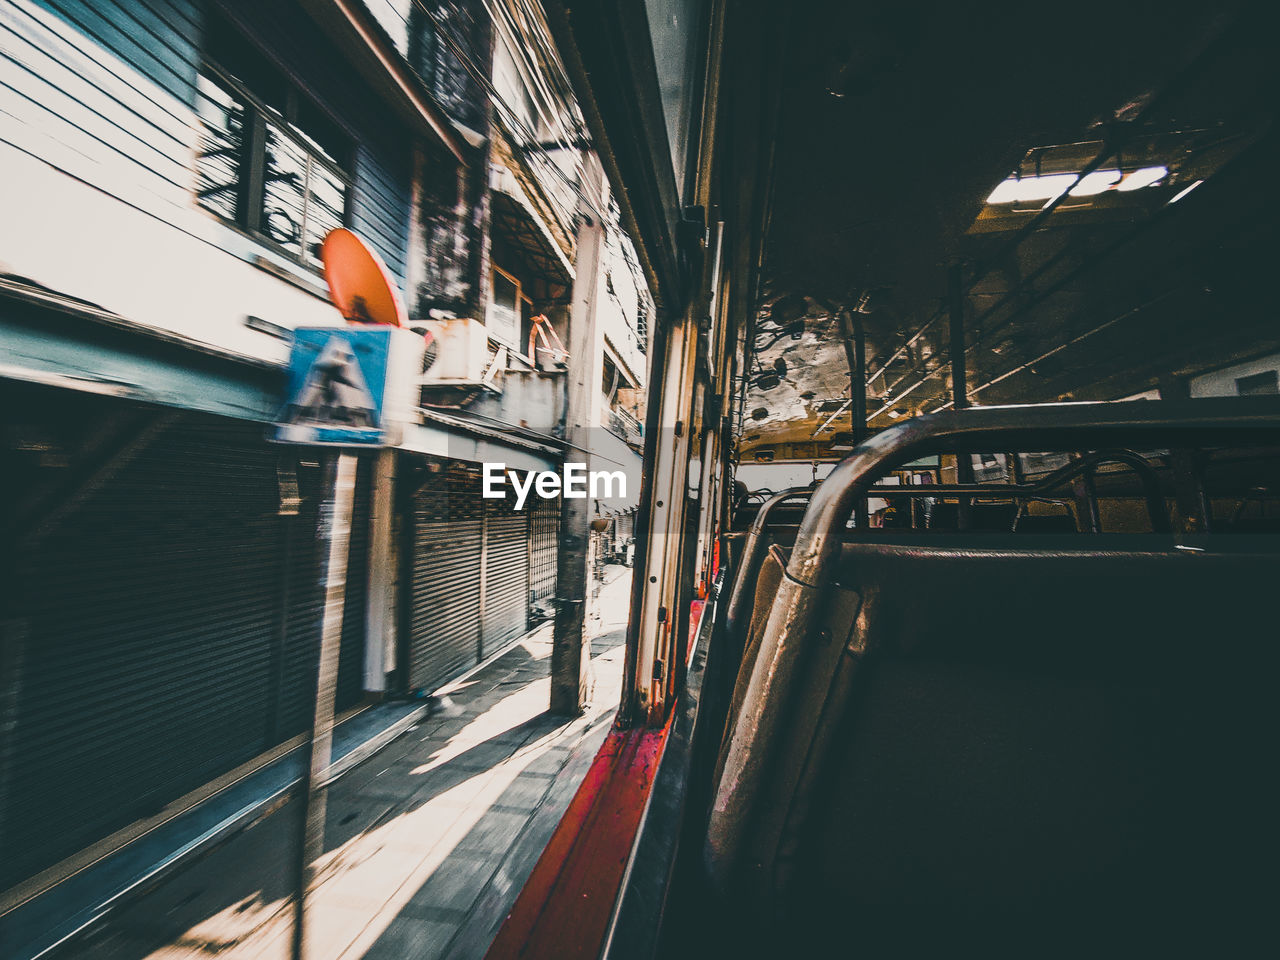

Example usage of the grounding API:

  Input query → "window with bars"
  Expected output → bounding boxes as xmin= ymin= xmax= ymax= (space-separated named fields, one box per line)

xmin=194 ymin=18 xmax=351 ymax=270
xmin=636 ymin=297 xmax=650 ymax=353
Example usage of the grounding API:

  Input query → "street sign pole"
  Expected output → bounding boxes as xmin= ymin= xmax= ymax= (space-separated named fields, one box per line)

xmin=277 ymin=229 xmax=416 ymax=955
xmin=290 ymin=451 xmax=357 ymax=960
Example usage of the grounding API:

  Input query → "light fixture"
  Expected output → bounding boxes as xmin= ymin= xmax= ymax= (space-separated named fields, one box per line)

xmin=1168 ymin=179 xmax=1204 ymax=205
xmin=986 ymin=165 xmax=1169 ymax=205
xmin=1069 ymin=170 xmax=1123 ymax=196
xmin=1115 ymin=165 xmax=1168 ymax=192
xmin=986 ymin=174 xmax=1077 ymax=204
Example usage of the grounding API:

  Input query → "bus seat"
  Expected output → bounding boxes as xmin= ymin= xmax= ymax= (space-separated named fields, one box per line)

xmin=926 ymin=501 xmax=1020 ymax=531
xmin=723 ymin=544 xmax=788 ymax=738
xmin=713 ymin=536 xmax=1280 ymax=943
xmin=1012 ymin=511 xmax=1077 ymax=532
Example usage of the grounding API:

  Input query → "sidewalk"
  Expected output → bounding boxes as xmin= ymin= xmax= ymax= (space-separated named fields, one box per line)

xmin=75 ymin=567 xmax=633 ymax=960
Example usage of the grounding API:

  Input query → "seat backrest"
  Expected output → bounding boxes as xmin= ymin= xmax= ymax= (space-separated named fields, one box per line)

xmin=730 ymin=535 xmax=1280 ymax=922
xmin=927 ymin=501 xmax=1020 ymax=531
xmin=722 ymin=544 xmax=787 ymax=739
xmin=1012 ymin=510 xmax=1077 ymax=532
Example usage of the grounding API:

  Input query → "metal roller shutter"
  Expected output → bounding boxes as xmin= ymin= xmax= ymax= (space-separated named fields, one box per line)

xmin=408 ymin=471 xmax=483 ymax=693
xmin=5 ymin=414 xmax=286 ymax=888
xmin=482 ymin=497 xmax=528 ymax=658
xmin=2 ymin=402 xmax=374 ymax=891
xmin=529 ymin=492 xmax=559 ymax=606
xmin=272 ymin=455 xmax=370 ymax=741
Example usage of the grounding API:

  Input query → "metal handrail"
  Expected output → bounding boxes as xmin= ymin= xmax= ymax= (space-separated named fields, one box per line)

xmin=724 ymin=487 xmax=811 ymax=645
xmin=787 ymin=398 xmax=1280 ymax=585
xmin=863 ymin=448 xmax=1171 ymax=533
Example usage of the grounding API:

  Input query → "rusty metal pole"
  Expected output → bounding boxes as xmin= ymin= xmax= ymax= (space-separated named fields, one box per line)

xmin=291 ymin=452 xmax=357 ymax=960
xmin=839 ymin=307 xmax=870 ymax=528
xmin=949 ymin=266 xmax=969 ymax=412
xmin=949 ymin=264 xmax=974 ymax=530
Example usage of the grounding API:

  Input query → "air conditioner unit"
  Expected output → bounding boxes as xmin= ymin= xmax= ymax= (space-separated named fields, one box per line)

xmin=382 ymin=327 xmax=428 ymax=440
xmin=417 ymin=317 xmax=491 ymax=385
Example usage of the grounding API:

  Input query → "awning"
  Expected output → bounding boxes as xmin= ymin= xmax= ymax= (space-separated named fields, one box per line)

xmin=489 ymin=173 xmax=575 ymax=286
xmin=401 ymin=408 xmax=562 ymax=474
xmin=0 ymin=280 xmax=281 ymax=422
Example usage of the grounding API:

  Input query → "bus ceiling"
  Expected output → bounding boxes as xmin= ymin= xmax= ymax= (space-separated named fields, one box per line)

xmin=546 ymin=0 xmax=1276 ymax=459
xmin=541 ymin=0 xmax=1276 ymax=727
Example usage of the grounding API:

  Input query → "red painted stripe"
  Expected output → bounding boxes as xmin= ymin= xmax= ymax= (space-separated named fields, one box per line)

xmin=484 ymin=719 xmax=672 ymax=960
xmin=688 ymin=599 xmax=706 ymax=652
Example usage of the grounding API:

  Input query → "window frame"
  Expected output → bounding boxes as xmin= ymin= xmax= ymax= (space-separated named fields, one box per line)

xmin=489 ymin=263 xmax=536 ymax=359
xmin=194 ymin=57 xmax=354 ymax=273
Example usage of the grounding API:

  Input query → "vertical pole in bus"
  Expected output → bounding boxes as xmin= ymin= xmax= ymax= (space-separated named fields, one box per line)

xmin=839 ymin=306 xmax=869 ymax=528
xmin=949 ymin=264 xmax=973 ymax=530
xmin=290 ymin=451 xmax=357 ymax=960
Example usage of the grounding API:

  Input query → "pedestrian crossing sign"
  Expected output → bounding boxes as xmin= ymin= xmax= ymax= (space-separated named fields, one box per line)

xmin=275 ymin=328 xmax=393 ymax=445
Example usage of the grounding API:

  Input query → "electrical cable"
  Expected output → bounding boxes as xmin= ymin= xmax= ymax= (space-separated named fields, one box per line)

xmin=407 ymin=0 xmax=607 ymax=221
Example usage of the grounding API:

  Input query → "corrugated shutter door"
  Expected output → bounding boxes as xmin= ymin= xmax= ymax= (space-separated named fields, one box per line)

xmin=530 ymin=493 xmax=559 ymax=605
xmin=3 ymin=404 xmax=376 ymax=891
xmin=482 ymin=498 xmax=528 ymax=658
xmin=275 ymin=456 xmax=370 ymax=740
xmin=409 ymin=472 xmax=482 ymax=692
xmin=6 ymin=414 xmax=286 ymax=889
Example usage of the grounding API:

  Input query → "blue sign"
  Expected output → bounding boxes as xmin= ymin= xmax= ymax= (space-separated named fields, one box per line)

xmin=275 ymin=327 xmax=392 ymax=445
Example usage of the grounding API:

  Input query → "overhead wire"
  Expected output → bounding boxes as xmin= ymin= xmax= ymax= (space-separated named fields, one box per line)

xmin=407 ymin=0 xmax=607 ymax=221
xmin=929 ymin=289 xmax=1181 ymax=411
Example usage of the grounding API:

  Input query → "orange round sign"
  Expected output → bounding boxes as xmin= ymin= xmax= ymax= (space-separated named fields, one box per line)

xmin=320 ymin=228 xmax=408 ymax=327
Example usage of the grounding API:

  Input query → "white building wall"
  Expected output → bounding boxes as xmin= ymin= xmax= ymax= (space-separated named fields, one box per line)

xmin=1 ymin=142 xmax=345 ymax=366
xmin=363 ymin=0 xmax=414 ymax=54
xmin=0 ymin=0 xmax=406 ymax=366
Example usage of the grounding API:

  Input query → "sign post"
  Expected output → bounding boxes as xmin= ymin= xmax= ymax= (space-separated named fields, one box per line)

xmin=276 ymin=229 xmax=421 ymax=960
xmin=289 ymin=451 xmax=356 ymax=960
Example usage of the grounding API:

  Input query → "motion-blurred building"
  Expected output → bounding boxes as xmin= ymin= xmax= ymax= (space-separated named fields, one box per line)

xmin=0 ymin=0 xmax=650 ymax=935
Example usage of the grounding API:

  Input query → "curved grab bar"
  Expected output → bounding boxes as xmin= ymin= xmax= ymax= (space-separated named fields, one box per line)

xmin=724 ymin=487 xmax=811 ymax=643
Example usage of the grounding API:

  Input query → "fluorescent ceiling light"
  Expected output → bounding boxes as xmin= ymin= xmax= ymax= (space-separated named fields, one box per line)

xmin=986 ymin=165 xmax=1169 ymax=205
xmin=1115 ymin=165 xmax=1168 ymax=192
xmin=986 ymin=174 xmax=1077 ymax=204
xmin=1167 ymin=179 xmax=1204 ymax=204
xmin=1069 ymin=170 xmax=1123 ymax=196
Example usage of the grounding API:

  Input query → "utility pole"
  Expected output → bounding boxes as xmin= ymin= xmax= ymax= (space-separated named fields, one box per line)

xmin=551 ymin=173 xmax=607 ymax=715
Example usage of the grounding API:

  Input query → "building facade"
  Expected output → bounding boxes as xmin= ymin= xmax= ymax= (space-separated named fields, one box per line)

xmin=0 ymin=0 xmax=650 ymax=916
